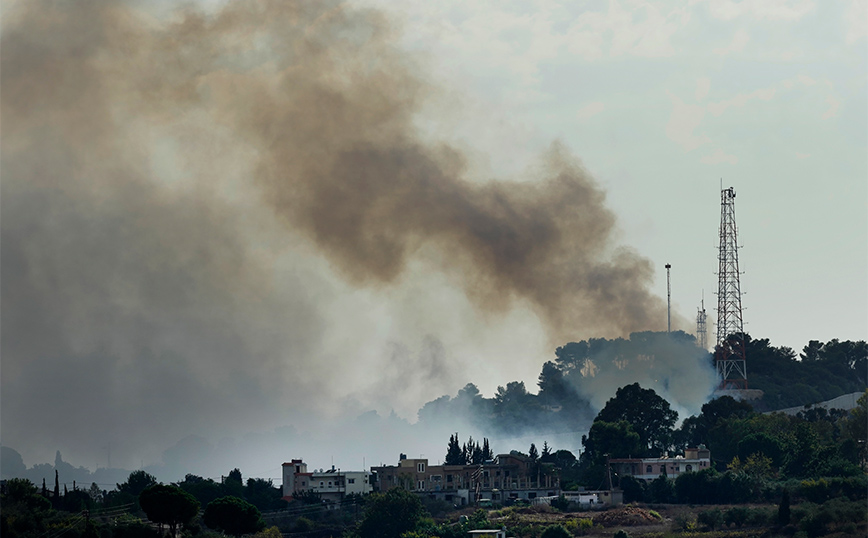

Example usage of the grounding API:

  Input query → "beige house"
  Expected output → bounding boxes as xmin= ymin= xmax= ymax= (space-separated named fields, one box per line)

xmin=609 ymin=446 xmax=712 ymax=483
xmin=371 ymin=453 xmax=560 ymax=505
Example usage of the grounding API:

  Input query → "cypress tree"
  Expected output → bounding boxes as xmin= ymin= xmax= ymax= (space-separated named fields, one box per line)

xmin=777 ymin=489 xmax=790 ymax=525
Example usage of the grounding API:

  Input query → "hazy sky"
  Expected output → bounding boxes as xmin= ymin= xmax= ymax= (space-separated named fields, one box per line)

xmin=362 ymin=0 xmax=868 ymax=350
xmin=2 ymin=0 xmax=865 ymax=480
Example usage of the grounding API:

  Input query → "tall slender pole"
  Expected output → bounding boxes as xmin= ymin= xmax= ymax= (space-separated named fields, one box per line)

xmin=665 ymin=264 xmax=672 ymax=333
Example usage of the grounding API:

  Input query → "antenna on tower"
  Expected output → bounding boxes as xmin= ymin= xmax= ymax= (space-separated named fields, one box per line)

xmin=696 ymin=290 xmax=707 ymax=351
xmin=665 ymin=264 xmax=672 ymax=333
xmin=714 ymin=186 xmax=747 ymax=389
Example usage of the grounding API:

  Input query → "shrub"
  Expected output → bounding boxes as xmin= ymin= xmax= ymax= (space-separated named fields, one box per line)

xmin=294 ymin=517 xmax=314 ymax=532
xmin=671 ymin=512 xmax=696 ymax=532
xmin=613 ymin=530 xmax=631 ymax=538
xmin=697 ymin=508 xmax=724 ymax=531
xmin=746 ymin=507 xmax=771 ymax=527
xmin=724 ymin=506 xmax=749 ymax=528
xmin=540 ymin=524 xmax=571 ymax=538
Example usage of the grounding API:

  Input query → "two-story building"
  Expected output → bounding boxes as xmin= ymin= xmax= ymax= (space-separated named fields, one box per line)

xmin=371 ymin=453 xmax=560 ymax=505
xmin=609 ymin=445 xmax=712 ymax=483
xmin=282 ymin=459 xmax=372 ymax=503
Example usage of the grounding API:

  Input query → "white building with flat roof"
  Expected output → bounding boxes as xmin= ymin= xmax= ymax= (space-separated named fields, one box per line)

xmin=282 ymin=459 xmax=372 ymax=503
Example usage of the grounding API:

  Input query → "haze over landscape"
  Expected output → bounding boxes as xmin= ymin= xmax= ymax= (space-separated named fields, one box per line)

xmin=1 ymin=0 xmax=865 ymax=485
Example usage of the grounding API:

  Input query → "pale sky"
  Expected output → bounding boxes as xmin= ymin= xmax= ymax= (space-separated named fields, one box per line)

xmin=363 ymin=0 xmax=868 ymax=353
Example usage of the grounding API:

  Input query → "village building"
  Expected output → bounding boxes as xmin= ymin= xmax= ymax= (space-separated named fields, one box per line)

xmin=370 ymin=453 xmax=560 ymax=506
xmin=609 ymin=446 xmax=712 ymax=483
xmin=281 ymin=459 xmax=372 ymax=503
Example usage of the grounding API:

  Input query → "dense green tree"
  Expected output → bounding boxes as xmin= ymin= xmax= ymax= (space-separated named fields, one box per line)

xmin=245 ymin=478 xmax=286 ymax=511
xmin=222 ymin=468 xmax=244 ymax=498
xmin=619 ymin=475 xmax=645 ymax=503
xmin=647 ymin=474 xmax=675 ymax=503
xmin=777 ymin=489 xmax=791 ymax=525
xmin=176 ymin=474 xmax=222 ymax=506
xmin=139 ymin=484 xmax=200 ymax=537
xmin=445 ymin=434 xmax=463 ymax=465
xmin=357 ymin=488 xmax=427 ymax=538
xmin=118 ymin=470 xmax=158 ymax=497
xmin=596 ymin=383 xmax=678 ymax=455
xmin=482 ymin=438 xmax=493 ymax=461
xmin=582 ymin=420 xmax=642 ymax=464
xmin=203 ymin=496 xmax=263 ymax=537
xmin=61 ymin=489 xmax=93 ymax=512
xmin=737 ymin=432 xmax=784 ymax=467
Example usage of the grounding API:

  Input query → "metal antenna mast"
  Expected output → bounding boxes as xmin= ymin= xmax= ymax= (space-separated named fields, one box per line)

xmin=696 ymin=291 xmax=708 ymax=351
xmin=714 ymin=186 xmax=747 ymax=389
xmin=665 ymin=264 xmax=672 ymax=333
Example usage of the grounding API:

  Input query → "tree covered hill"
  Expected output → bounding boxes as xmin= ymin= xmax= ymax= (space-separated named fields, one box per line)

xmin=743 ymin=336 xmax=866 ymax=411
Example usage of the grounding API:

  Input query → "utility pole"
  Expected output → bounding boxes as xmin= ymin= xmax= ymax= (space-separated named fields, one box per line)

xmin=665 ymin=264 xmax=672 ymax=333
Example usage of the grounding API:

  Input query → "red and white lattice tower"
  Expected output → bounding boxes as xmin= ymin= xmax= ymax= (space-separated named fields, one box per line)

xmin=714 ymin=186 xmax=747 ymax=389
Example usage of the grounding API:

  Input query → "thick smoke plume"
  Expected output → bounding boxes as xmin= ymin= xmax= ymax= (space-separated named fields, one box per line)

xmin=1 ymin=0 xmax=682 ymax=473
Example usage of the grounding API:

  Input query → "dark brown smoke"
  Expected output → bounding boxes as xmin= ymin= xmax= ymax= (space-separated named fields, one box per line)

xmin=1 ymin=0 xmax=677 ymax=467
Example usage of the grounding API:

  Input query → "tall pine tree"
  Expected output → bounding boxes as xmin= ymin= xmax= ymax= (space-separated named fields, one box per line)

xmin=445 ymin=434 xmax=464 ymax=465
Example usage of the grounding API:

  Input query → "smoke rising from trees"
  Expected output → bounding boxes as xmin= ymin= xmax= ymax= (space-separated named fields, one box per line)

xmin=2 ymin=0 xmax=688 ymax=472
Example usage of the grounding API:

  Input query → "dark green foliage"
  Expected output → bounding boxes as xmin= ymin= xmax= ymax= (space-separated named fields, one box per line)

xmin=799 ymin=476 xmax=868 ymax=503
xmin=540 ymin=524 xmax=571 ymax=538
xmin=613 ymin=530 xmax=631 ymax=538
xmin=737 ymin=432 xmax=783 ymax=466
xmin=619 ymin=475 xmax=645 ymax=503
xmin=777 ymin=489 xmax=791 ymax=525
xmin=176 ymin=474 xmax=222 ymax=506
xmin=203 ymin=496 xmax=264 ymax=537
xmin=245 ymin=477 xmax=286 ymax=511
xmin=550 ymin=494 xmax=569 ymax=511
xmin=675 ymin=468 xmax=715 ymax=504
xmin=747 ymin=336 xmax=866 ymax=410
xmin=582 ymin=420 xmax=642 ymax=464
xmin=445 ymin=433 xmax=463 ymax=465
xmin=724 ymin=506 xmax=748 ymax=528
xmin=647 ymin=474 xmax=674 ymax=503
xmin=595 ymin=383 xmax=678 ymax=456
xmin=117 ymin=470 xmax=157 ymax=498
xmin=139 ymin=484 xmax=200 ymax=535
xmin=356 ymin=487 xmax=427 ymax=538
xmin=61 ymin=489 xmax=94 ymax=512
xmin=222 ymin=468 xmax=244 ymax=498
xmin=294 ymin=517 xmax=314 ymax=532
xmin=697 ymin=508 xmax=724 ymax=530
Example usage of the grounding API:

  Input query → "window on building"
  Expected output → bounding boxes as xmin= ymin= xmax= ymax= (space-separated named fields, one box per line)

xmin=302 ymin=481 xmax=306 ymax=487
xmin=417 ymin=480 xmax=425 ymax=491
xmin=660 ymin=465 xmax=665 ymax=474
xmin=320 ymin=482 xmax=324 ymax=486
xmin=685 ymin=465 xmax=692 ymax=472
xmin=417 ymin=463 xmax=426 ymax=473
xmin=646 ymin=465 xmax=652 ymax=473
xmin=446 ymin=474 xmax=453 ymax=482
xmin=348 ymin=478 xmax=355 ymax=484
xmin=528 ymin=493 xmax=536 ymax=499
xmin=432 ymin=475 xmax=442 ymax=482
xmin=328 ymin=482 xmax=332 ymax=486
